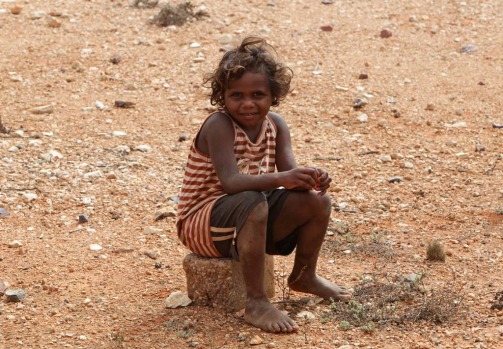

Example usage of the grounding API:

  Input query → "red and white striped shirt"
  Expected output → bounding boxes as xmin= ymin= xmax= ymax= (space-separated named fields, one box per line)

xmin=176 ymin=110 xmax=277 ymax=257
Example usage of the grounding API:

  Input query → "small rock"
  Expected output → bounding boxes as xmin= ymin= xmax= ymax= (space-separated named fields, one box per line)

xmin=78 ymin=215 xmax=88 ymax=223
xmin=380 ymin=29 xmax=393 ymax=38
xmin=0 ymin=280 xmax=7 ymax=295
xmin=154 ymin=207 xmax=176 ymax=221
xmin=425 ymin=103 xmax=435 ymax=111
xmin=296 ymin=311 xmax=315 ymax=319
xmin=322 ymin=0 xmax=334 ymax=4
xmin=320 ymin=25 xmax=333 ymax=32
xmin=8 ymin=240 xmax=22 ymax=248
xmin=30 ymin=104 xmax=54 ymax=114
xmin=112 ymin=131 xmax=127 ymax=137
xmin=95 ymin=101 xmax=105 ymax=110
xmin=379 ymin=155 xmax=392 ymax=162
xmin=460 ymin=44 xmax=477 ymax=54
xmin=492 ymin=123 xmax=503 ymax=129
xmin=178 ymin=132 xmax=190 ymax=142
xmin=165 ymin=291 xmax=192 ymax=308
xmin=475 ymin=145 xmax=486 ymax=152
xmin=114 ymin=100 xmax=135 ymax=108
xmin=387 ymin=176 xmax=403 ymax=183
xmin=10 ymin=6 xmax=22 ymax=15
xmin=109 ymin=54 xmax=123 ymax=64
xmin=357 ymin=113 xmax=368 ymax=123
xmin=353 ymin=98 xmax=368 ymax=109
xmin=89 ymin=244 xmax=102 ymax=251
xmin=249 ymin=335 xmax=264 ymax=346
xmin=5 ymin=289 xmax=27 ymax=302
xmin=135 ymin=144 xmax=152 ymax=152
xmin=0 ymin=208 xmax=9 ymax=217
xmin=358 ymin=73 xmax=368 ymax=79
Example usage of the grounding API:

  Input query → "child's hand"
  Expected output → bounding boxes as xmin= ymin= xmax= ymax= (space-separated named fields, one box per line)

xmin=313 ymin=167 xmax=331 ymax=195
xmin=281 ymin=167 xmax=319 ymax=191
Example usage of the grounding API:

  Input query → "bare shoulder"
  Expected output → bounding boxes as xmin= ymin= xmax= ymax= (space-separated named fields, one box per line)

xmin=268 ymin=111 xmax=289 ymax=133
xmin=197 ymin=111 xmax=235 ymax=154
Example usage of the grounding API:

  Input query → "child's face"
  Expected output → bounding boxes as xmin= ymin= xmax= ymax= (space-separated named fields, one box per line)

xmin=224 ymin=71 xmax=273 ymax=133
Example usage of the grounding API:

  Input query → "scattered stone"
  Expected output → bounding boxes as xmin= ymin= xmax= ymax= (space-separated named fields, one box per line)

xmin=89 ymin=244 xmax=102 ymax=251
xmin=112 ymin=131 xmax=127 ymax=137
xmin=165 ymin=291 xmax=192 ymax=308
xmin=0 ymin=280 xmax=7 ymax=295
xmin=8 ymin=240 xmax=22 ymax=248
xmin=78 ymin=214 xmax=88 ymax=223
xmin=387 ymin=176 xmax=403 ymax=183
xmin=379 ymin=155 xmax=392 ymax=162
xmin=135 ymin=144 xmax=152 ymax=152
xmin=475 ymin=145 xmax=486 ymax=152
xmin=357 ymin=113 xmax=368 ymax=123
xmin=10 ymin=6 xmax=22 ymax=14
xmin=154 ymin=207 xmax=176 ymax=221
xmin=109 ymin=54 xmax=123 ymax=64
xmin=30 ymin=104 xmax=54 ymax=114
xmin=320 ymin=25 xmax=333 ymax=32
xmin=353 ymin=98 xmax=368 ymax=109
xmin=47 ymin=18 xmax=61 ymax=28
xmin=0 ymin=208 xmax=9 ymax=217
xmin=492 ymin=123 xmax=503 ymax=129
xmin=114 ymin=100 xmax=135 ymax=108
xmin=144 ymin=250 xmax=159 ymax=260
xmin=296 ymin=311 xmax=315 ymax=319
xmin=95 ymin=101 xmax=105 ymax=110
xmin=460 ymin=44 xmax=477 ymax=54
xmin=425 ymin=103 xmax=435 ymax=111
xmin=358 ymin=73 xmax=368 ymax=79
xmin=249 ymin=335 xmax=264 ymax=346
xmin=380 ymin=29 xmax=393 ymax=38
xmin=322 ymin=0 xmax=334 ymax=4
xmin=5 ymin=289 xmax=27 ymax=302
xmin=178 ymin=132 xmax=190 ymax=142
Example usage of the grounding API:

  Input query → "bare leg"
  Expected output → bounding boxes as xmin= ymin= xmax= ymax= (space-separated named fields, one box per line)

xmin=272 ymin=191 xmax=352 ymax=301
xmin=237 ymin=201 xmax=299 ymax=333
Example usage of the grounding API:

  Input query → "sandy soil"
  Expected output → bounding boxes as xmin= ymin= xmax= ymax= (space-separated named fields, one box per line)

xmin=1 ymin=0 xmax=502 ymax=348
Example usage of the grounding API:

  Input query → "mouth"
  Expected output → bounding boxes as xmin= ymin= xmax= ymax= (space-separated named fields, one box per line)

xmin=240 ymin=112 xmax=258 ymax=119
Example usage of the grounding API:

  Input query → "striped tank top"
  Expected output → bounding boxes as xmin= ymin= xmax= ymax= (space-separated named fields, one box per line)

xmin=176 ymin=110 xmax=277 ymax=257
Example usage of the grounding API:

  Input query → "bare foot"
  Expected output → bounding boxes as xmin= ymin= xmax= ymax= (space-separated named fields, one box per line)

xmin=288 ymin=274 xmax=352 ymax=302
xmin=244 ymin=297 xmax=299 ymax=333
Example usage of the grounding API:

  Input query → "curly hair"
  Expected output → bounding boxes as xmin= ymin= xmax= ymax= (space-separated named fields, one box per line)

xmin=204 ymin=37 xmax=293 ymax=107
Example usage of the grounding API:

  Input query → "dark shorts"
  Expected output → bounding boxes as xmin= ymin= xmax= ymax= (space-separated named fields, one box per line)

xmin=210 ymin=189 xmax=299 ymax=259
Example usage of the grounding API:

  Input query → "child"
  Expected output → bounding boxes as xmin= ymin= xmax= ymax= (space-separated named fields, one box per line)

xmin=176 ymin=36 xmax=351 ymax=333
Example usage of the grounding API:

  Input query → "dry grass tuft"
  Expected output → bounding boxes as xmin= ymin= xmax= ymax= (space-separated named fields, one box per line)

xmin=490 ymin=290 xmax=503 ymax=310
xmin=349 ymin=231 xmax=396 ymax=260
xmin=426 ymin=240 xmax=446 ymax=262
xmin=0 ymin=115 xmax=9 ymax=134
xmin=327 ymin=272 xmax=467 ymax=331
xmin=151 ymin=2 xmax=198 ymax=27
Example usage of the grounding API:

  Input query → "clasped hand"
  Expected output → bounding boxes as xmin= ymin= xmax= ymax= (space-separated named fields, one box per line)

xmin=282 ymin=167 xmax=331 ymax=195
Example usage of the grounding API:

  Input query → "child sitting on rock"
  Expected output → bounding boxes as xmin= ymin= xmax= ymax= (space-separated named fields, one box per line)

xmin=176 ymin=36 xmax=351 ymax=333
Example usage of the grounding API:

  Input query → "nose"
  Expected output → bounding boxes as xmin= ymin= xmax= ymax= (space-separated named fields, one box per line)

xmin=241 ymin=97 xmax=254 ymax=109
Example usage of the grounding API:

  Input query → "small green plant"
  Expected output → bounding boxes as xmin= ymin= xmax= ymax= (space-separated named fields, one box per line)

xmin=274 ymin=269 xmax=292 ymax=301
xmin=339 ymin=320 xmax=352 ymax=331
xmin=361 ymin=321 xmax=375 ymax=333
xmin=110 ymin=333 xmax=125 ymax=342
xmin=426 ymin=240 xmax=446 ymax=262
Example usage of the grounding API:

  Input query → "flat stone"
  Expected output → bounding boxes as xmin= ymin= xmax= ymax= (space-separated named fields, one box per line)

xmin=5 ymin=289 xmax=27 ymax=302
xmin=183 ymin=253 xmax=275 ymax=312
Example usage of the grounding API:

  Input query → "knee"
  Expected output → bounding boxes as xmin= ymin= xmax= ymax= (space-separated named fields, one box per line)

xmin=309 ymin=191 xmax=332 ymax=217
xmin=242 ymin=191 xmax=268 ymax=225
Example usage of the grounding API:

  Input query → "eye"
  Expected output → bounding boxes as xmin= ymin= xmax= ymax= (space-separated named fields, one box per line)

xmin=253 ymin=92 xmax=265 ymax=97
xmin=230 ymin=92 xmax=242 ymax=98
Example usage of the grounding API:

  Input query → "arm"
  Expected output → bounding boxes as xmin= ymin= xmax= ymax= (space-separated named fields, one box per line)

xmin=200 ymin=113 xmax=318 ymax=194
xmin=270 ymin=112 xmax=332 ymax=195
